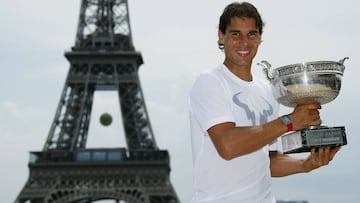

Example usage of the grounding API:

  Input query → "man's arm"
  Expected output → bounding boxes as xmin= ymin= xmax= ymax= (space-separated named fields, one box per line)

xmin=208 ymin=103 xmax=322 ymax=160
xmin=208 ymin=119 xmax=286 ymax=160
xmin=269 ymin=147 xmax=341 ymax=177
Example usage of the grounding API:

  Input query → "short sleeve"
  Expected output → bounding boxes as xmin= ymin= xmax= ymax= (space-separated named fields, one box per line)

xmin=189 ymin=72 xmax=234 ymax=134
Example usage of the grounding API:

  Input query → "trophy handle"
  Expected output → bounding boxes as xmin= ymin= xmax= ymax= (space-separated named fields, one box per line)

xmin=339 ymin=57 xmax=349 ymax=65
xmin=258 ymin=60 xmax=274 ymax=80
xmin=338 ymin=57 xmax=349 ymax=72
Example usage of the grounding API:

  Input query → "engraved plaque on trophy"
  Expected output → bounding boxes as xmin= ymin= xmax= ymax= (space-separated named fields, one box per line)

xmin=259 ymin=57 xmax=348 ymax=154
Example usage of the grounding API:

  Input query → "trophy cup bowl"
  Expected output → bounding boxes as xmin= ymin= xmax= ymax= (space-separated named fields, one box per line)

xmin=259 ymin=57 xmax=348 ymax=153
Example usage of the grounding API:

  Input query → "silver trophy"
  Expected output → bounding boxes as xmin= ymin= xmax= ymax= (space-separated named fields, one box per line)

xmin=259 ymin=57 xmax=348 ymax=154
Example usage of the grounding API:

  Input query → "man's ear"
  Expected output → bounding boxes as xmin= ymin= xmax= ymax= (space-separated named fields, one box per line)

xmin=217 ymin=30 xmax=225 ymax=49
xmin=218 ymin=30 xmax=224 ymax=44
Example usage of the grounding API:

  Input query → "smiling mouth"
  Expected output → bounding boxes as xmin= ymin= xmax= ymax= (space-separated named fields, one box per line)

xmin=237 ymin=50 xmax=250 ymax=56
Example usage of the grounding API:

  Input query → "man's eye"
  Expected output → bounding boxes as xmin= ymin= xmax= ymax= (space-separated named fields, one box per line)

xmin=248 ymin=32 xmax=259 ymax=39
xmin=231 ymin=32 xmax=240 ymax=37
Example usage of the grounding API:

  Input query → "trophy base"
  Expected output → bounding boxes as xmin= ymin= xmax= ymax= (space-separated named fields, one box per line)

xmin=281 ymin=126 xmax=347 ymax=154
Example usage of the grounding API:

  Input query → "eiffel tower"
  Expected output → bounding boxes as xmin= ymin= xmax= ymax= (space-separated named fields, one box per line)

xmin=15 ymin=0 xmax=180 ymax=202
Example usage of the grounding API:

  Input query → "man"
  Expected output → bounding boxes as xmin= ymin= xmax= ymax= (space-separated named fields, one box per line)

xmin=189 ymin=2 xmax=340 ymax=203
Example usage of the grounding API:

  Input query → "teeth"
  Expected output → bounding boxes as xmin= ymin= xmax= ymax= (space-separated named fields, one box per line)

xmin=238 ymin=50 xmax=249 ymax=55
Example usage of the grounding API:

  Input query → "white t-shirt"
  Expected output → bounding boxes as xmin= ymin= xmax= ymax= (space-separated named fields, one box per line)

xmin=189 ymin=64 xmax=280 ymax=203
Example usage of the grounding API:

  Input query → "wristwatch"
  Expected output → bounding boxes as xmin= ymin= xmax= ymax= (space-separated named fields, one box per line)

xmin=280 ymin=115 xmax=293 ymax=132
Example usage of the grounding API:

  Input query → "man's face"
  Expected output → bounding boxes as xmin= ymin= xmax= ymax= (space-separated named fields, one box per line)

xmin=218 ymin=17 xmax=262 ymax=69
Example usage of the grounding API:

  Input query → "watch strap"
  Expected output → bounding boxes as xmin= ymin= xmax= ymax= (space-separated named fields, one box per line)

xmin=280 ymin=115 xmax=293 ymax=132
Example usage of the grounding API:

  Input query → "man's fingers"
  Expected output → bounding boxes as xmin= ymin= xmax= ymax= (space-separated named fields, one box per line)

xmin=329 ymin=146 xmax=341 ymax=161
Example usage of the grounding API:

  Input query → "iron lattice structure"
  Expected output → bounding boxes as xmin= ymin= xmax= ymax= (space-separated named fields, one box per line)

xmin=15 ymin=0 xmax=180 ymax=202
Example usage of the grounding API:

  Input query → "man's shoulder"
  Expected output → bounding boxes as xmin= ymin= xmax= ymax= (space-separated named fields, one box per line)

xmin=195 ymin=64 xmax=226 ymax=81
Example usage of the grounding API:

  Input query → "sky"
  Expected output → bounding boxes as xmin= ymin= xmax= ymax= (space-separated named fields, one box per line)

xmin=0 ymin=0 xmax=359 ymax=202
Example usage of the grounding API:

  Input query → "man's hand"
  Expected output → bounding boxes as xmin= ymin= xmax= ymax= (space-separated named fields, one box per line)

xmin=302 ymin=146 xmax=341 ymax=173
xmin=290 ymin=103 xmax=322 ymax=131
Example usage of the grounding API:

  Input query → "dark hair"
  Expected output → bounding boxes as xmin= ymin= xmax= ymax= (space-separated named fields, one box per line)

xmin=218 ymin=2 xmax=264 ymax=35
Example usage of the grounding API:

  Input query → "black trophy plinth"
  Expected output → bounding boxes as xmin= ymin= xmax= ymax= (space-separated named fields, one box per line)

xmin=281 ymin=126 xmax=347 ymax=154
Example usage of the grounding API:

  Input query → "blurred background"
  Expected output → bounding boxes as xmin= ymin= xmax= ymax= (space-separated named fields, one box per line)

xmin=1 ymin=0 xmax=359 ymax=202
